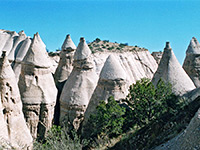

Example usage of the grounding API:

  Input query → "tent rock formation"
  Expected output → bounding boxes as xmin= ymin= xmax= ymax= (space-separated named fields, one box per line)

xmin=0 ymin=51 xmax=32 ymax=149
xmin=18 ymin=33 xmax=57 ymax=139
xmin=83 ymin=54 xmax=128 ymax=129
xmin=183 ymin=37 xmax=200 ymax=87
xmin=59 ymin=37 xmax=98 ymax=129
xmin=54 ymin=34 xmax=76 ymax=125
xmin=152 ymin=42 xmax=196 ymax=96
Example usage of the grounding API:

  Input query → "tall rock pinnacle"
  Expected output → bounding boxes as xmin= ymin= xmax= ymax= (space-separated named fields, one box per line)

xmin=152 ymin=42 xmax=196 ymax=95
xmin=0 ymin=51 xmax=32 ymax=149
xmin=59 ymin=37 xmax=98 ymax=129
xmin=18 ymin=32 xmax=57 ymax=140
xmin=83 ymin=55 xmax=128 ymax=130
xmin=53 ymin=34 xmax=76 ymax=125
xmin=183 ymin=37 xmax=200 ymax=87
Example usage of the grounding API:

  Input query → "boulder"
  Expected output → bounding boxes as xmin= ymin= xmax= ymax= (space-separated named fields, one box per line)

xmin=152 ymin=42 xmax=196 ymax=96
xmin=18 ymin=32 xmax=57 ymax=139
xmin=59 ymin=37 xmax=98 ymax=129
xmin=183 ymin=37 xmax=200 ymax=87
xmin=0 ymin=51 xmax=32 ymax=149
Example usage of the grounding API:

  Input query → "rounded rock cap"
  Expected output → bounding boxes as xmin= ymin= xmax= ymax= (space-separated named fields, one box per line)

xmin=74 ymin=37 xmax=91 ymax=61
xmin=100 ymin=54 xmax=126 ymax=80
xmin=61 ymin=34 xmax=76 ymax=51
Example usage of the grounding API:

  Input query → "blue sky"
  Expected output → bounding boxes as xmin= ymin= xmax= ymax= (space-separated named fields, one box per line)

xmin=0 ymin=0 xmax=200 ymax=64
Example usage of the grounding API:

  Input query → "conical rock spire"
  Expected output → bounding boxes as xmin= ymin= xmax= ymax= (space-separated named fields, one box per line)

xmin=18 ymin=33 xmax=57 ymax=139
xmin=74 ymin=37 xmax=91 ymax=61
xmin=183 ymin=37 xmax=200 ymax=87
xmin=152 ymin=42 xmax=196 ymax=95
xmin=60 ymin=37 xmax=98 ymax=129
xmin=23 ymin=32 xmax=51 ymax=68
xmin=0 ymin=51 xmax=33 ymax=149
xmin=61 ymin=34 xmax=76 ymax=51
xmin=100 ymin=55 xmax=126 ymax=80
xmin=83 ymin=55 xmax=128 ymax=126
xmin=53 ymin=34 xmax=76 ymax=125
xmin=186 ymin=37 xmax=200 ymax=54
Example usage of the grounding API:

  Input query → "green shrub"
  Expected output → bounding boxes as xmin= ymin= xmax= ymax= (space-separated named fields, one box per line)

xmin=34 ymin=125 xmax=84 ymax=150
xmin=125 ymin=78 xmax=177 ymax=127
xmin=86 ymin=97 xmax=126 ymax=140
xmin=95 ymin=38 xmax=101 ymax=43
xmin=108 ymin=46 xmax=114 ymax=50
xmin=89 ymin=46 xmax=93 ymax=50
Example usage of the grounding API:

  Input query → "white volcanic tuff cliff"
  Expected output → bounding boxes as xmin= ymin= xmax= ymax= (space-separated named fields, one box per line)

xmin=0 ymin=52 xmax=32 ymax=149
xmin=59 ymin=37 xmax=98 ymax=129
xmin=152 ymin=42 xmax=196 ymax=96
xmin=18 ymin=32 xmax=57 ymax=139
xmin=183 ymin=37 xmax=200 ymax=87
xmin=92 ymin=50 xmax=158 ymax=85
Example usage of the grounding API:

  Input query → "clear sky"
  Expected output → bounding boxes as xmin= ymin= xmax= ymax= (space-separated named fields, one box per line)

xmin=1 ymin=0 xmax=200 ymax=64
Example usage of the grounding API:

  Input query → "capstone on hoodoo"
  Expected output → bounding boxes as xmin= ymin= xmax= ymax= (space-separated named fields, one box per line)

xmin=0 ymin=51 xmax=32 ymax=149
xmin=152 ymin=42 xmax=196 ymax=96
xmin=183 ymin=37 xmax=200 ymax=87
xmin=18 ymin=32 xmax=57 ymax=140
xmin=59 ymin=37 xmax=98 ymax=130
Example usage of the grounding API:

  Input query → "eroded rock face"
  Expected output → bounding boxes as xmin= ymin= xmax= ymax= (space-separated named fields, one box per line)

xmin=151 ymin=51 xmax=163 ymax=64
xmin=13 ymin=37 xmax=32 ymax=82
xmin=54 ymin=34 xmax=76 ymax=125
xmin=93 ymin=50 xmax=158 ymax=85
xmin=183 ymin=37 xmax=200 ymax=87
xmin=0 ymin=30 xmax=18 ymax=57
xmin=152 ymin=42 xmax=196 ymax=96
xmin=59 ymin=37 xmax=98 ymax=129
xmin=18 ymin=33 xmax=57 ymax=139
xmin=83 ymin=55 xmax=128 ymax=127
xmin=0 ymin=51 xmax=32 ymax=149
xmin=8 ymin=31 xmax=27 ymax=63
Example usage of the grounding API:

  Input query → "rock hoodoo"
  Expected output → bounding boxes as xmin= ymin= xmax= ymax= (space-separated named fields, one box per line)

xmin=54 ymin=34 xmax=76 ymax=89
xmin=59 ymin=37 xmax=98 ymax=129
xmin=18 ymin=32 xmax=57 ymax=139
xmin=83 ymin=54 xmax=128 ymax=126
xmin=0 ymin=51 xmax=32 ymax=149
xmin=183 ymin=37 xmax=200 ymax=87
xmin=54 ymin=34 xmax=76 ymax=125
xmin=152 ymin=42 xmax=196 ymax=96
